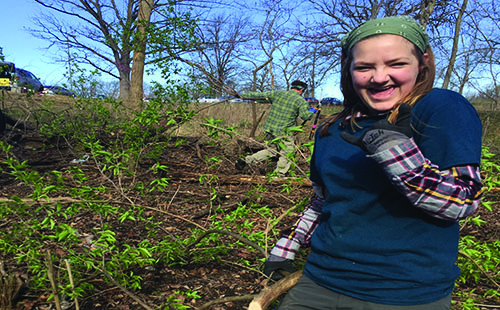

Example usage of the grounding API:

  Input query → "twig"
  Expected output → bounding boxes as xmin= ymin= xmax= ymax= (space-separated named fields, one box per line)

xmin=195 ymin=100 xmax=226 ymax=113
xmin=142 ymin=205 xmax=207 ymax=231
xmin=89 ymin=151 xmax=137 ymax=206
xmin=165 ymin=185 xmax=180 ymax=211
xmin=264 ymin=220 xmax=270 ymax=259
xmin=174 ymin=57 xmax=239 ymax=97
xmin=0 ymin=196 xmax=84 ymax=204
xmin=100 ymin=268 xmax=154 ymax=310
xmin=459 ymin=250 xmax=500 ymax=289
xmin=65 ymin=259 xmax=80 ymax=310
xmin=467 ymin=303 xmax=500 ymax=308
xmin=219 ymin=259 xmax=265 ymax=275
xmin=45 ymin=250 xmax=62 ymax=310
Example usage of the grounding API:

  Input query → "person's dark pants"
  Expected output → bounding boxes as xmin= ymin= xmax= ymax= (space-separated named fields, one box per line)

xmin=278 ymin=274 xmax=452 ymax=310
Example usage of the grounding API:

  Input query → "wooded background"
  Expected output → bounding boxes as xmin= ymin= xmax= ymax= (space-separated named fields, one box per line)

xmin=16 ymin=0 xmax=500 ymax=108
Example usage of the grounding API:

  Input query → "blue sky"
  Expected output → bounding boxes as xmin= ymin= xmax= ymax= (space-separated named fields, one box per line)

xmin=2 ymin=0 xmax=69 ymax=86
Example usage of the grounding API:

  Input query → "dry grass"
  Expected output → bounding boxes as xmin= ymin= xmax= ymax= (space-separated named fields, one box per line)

xmin=180 ymin=101 xmax=343 ymax=144
xmin=2 ymin=91 xmax=496 ymax=157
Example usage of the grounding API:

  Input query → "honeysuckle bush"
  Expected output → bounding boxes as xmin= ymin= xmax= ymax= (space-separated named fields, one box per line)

xmin=0 ymin=91 xmax=295 ymax=308
xmin=0 ymin=87 xmax=205 ymax=307
xmin=0 ymin=98 xmax=499 ymax=310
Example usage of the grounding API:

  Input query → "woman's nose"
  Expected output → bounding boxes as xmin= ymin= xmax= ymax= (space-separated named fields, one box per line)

xmin=371 ymin=68 xmax=389 ymax=84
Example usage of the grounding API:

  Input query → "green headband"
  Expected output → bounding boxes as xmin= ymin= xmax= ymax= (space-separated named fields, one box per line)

xmin=341 ymin=16 xmax=429 ymax=53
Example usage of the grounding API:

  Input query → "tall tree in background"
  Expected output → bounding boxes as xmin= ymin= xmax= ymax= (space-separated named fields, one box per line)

xmin=31 ymin=0 xmax=197 ymax=105
xmin=130 ymin=0 xmax=155 ymax=108
xmin=441 ymin=0 xmax=468 ymax=89
xmin=237 ymin=0 xmax=294 ymax=137
xmin=191 ymin=14 xmax=251 ymax=97
xmin=32 ymin=0 xmax=138 ymax=101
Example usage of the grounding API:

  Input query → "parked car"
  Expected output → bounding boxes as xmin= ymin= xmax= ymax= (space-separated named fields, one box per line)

xmin=14 ymin=68 xmax=43 ymax=93
xmin=229 ymin=98 xmax=245 ymax=103
xmin=0 ymin=61 xmax=16 ymax=91
xmin=218 ymin=96 xmax=233 ymax=102
xmin=304 ymin=96 xmax=319 ymax=106
xmin=320 ymin=97 xmax=343 ymax=106
xmin=43 ymin=85 xmax=76 ymax=97
xmin=196 ymin=96 xmax=218 ymax=103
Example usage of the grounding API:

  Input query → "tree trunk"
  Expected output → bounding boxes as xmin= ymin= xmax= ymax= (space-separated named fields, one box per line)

xmin=129 ymin=0 xmax=154 ymax=109
xmin=419 ymin=0 xmax=436 ymax=28
xmin=442 ymin=0 xmax=468 ymax=89
xmin=119 ymin=70 xmax=131 ymax=102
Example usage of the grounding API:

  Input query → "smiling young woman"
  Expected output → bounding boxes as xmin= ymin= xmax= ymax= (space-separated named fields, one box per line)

xmin=262 ymin=16 xmax=484 ymax=310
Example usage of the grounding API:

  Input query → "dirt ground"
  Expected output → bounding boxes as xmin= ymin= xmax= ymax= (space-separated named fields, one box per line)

xmin=0 ymin=92 xmax=499 ymax=310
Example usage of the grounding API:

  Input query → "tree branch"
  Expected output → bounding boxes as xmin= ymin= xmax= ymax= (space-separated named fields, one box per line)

xmin=248 ymin=270 xmax=303 ymax=310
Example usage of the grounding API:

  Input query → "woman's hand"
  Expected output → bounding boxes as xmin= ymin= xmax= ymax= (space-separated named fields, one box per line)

xmin=340 ymin=103 xmax=412 ymax=154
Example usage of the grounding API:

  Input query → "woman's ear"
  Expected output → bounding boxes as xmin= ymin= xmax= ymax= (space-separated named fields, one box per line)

xmin=419 ymin=52 xmax=430 ymax=73
xmin=423 ymin=53 xmax=430 ymax=65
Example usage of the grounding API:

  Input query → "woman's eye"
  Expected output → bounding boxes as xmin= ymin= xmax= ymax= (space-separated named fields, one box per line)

xmin=391 ymin=62 xmax=407 ymax=67
xmin=354 ymin=66 xmax=370 ymax=71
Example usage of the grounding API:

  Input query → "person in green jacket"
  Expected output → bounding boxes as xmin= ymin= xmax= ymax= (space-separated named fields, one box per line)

xmin=235 ymin=80 xmax=317 ymax=177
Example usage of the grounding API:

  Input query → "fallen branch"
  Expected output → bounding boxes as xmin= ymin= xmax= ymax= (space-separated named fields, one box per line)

xmin=0 ymin=196 xmax=84 ymax=204
xmin=167 ymin=172 xmax=312 ymax=186
xmin=248 ymin=270 xmax=303 ymax=310
xmin=196 ymin=294 xmax=257 ymax=310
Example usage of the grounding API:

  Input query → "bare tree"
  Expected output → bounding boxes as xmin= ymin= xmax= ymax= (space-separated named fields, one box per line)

xmin=441 ymin=0 xmax=468 ymax=89
xmin=31 ymin=0 xmax=139 ymax=101
xmin=465 ymin=0 xmax=500 ymax=109
xmin=191 ymin=14 xmax=252 ymax=97
xmin=30 ymin=0 xmax=199 ymax=105
xmin=234 ymin=0 xmax=296 ymax=137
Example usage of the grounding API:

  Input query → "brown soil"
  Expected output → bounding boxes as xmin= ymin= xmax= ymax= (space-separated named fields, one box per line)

xmin=0 ymin=92 xmax=499 ymax=310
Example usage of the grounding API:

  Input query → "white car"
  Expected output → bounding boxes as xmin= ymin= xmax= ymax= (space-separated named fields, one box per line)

xmin=197 ymin=96 xmax=218 ymax=103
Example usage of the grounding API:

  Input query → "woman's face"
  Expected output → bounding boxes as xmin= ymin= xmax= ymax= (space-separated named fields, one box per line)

xmin=350 ymin=34 xmax=427 ymax=113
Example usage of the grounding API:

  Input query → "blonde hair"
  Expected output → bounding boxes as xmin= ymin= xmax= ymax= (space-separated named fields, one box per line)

xmin=320 ymin=42 xmax=435 ymax=136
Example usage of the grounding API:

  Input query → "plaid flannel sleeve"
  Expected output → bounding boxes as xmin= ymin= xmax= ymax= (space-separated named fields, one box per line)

xmin=269 ymin=182 xmax=326 ymax=260
xmin=370 ymin=138 xmax=484 ymax=221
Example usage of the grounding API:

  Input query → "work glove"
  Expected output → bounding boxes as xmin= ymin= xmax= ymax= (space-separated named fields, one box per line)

xmin=308 ymin=107 xmax=319 ymax=113
xmin=340 ymin=103 xmax=412 ymax=154
xmin=263 ymin=255 xmax=297 ymax=281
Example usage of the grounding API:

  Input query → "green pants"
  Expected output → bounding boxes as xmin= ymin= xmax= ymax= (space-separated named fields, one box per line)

xmin=278 ymin=274 xmax=452 ymax=310
xmin=244 ymin=134 xmax=295 ymax=176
